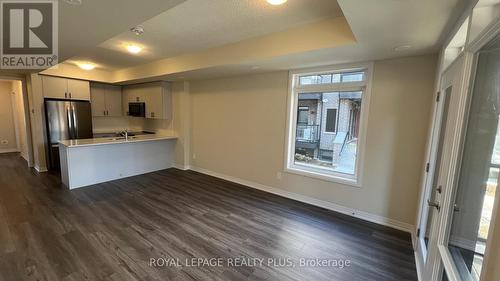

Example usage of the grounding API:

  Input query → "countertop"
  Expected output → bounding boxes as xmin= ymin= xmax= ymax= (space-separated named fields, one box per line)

xmin=59 ymin=134 xmax=177 ymax=148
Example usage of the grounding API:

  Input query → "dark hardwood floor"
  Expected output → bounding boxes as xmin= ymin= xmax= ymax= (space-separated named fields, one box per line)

xmin=0 ymin=153 xmax=418 ymax=281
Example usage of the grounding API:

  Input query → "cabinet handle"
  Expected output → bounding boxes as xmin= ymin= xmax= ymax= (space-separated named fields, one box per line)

xmin=151 ymin=112 xmax=154 ymax=118
xmin=103 ymin=110 xmax=106 ymax=116
xmin=107 ymin=110 xmax=109 ymax=116
xmin=65 ymin=92 xmax=67 ymax=98
xmin=69 ymin=92 xmax=72 ymax=99
xmin=136 ymin=97 xmax=139 ymax=102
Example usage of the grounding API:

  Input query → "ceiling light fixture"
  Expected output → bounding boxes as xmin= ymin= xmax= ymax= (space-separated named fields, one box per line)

xmin=130 ymin=26 xmax=144 ymax=36
xmin=266 ymin=0 xmax=288 ymax=5
xmin=394 ymin=45 xmax=412 ymax=52
xmin=126 ymin=45 xmax=142 ymax=54
xmin=77 ymin=62 xmax=95 ymax=70
xmin=64 ymin=0 xmax=82 ymax=5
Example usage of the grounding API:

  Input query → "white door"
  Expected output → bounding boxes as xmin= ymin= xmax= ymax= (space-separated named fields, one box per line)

xmin=438 ymin=38 xmax=500 ymax=281
xmin=416 ymin=54 xmax=467 ymax=280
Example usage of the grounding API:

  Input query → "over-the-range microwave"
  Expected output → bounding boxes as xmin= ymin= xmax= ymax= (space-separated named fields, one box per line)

xmin=128 ymin=102 xmax=146 ymax=117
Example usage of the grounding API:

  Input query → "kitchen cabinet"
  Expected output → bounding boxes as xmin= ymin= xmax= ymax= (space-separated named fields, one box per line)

xmin=105 ymin=85 xmax=122 ymax=117
xmin=90 ymin=83 xmax=122 ymax=117
xmin=42 ymin=76 xmax=90 ymax=100
xmin=67 ymin=79 xmax=90 ymax=100
xmin=122 ymin=82 xmax=171 ymax=119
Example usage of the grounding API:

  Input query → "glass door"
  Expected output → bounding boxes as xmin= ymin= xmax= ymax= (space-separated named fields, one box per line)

xmin=443 ymin=36 xmax=500 ymax=281
xmin=416 ymin=85 xmax=452 ymax=266
xmin=419 ymin=53 xmax=467 ymax=281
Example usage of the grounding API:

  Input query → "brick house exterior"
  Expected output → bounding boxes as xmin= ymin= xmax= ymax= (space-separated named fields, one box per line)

xmin=296 ymin=92 xmax=361 ymax=167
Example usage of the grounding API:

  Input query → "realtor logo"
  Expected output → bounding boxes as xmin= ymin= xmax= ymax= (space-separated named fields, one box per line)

xmin=0 ymin=0 xmax=58 ymax=69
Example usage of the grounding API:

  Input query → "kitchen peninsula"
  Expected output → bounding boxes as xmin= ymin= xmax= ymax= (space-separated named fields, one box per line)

xmin=59 ymin=134 xmax=177 ymax=189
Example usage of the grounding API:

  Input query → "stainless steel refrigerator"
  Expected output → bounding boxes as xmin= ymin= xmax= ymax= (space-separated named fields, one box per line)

xmin=45 ymin=99 xmax=93 ymax=170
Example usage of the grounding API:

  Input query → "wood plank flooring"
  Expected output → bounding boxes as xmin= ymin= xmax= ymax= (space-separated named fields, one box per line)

xmin=0 ymin=153 xmax=418 ymax=281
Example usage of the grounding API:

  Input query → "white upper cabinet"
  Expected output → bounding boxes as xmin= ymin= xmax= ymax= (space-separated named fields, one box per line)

xmin=90 ymin=83 xmax=106 ymax=117
xmin=122 ymin=82 xmax=171 ymax=119
xmin=105 ymin=85 xmax=123 ymax=117
xmin=41 ymin=76 xmax=68 ymax=99
xmin=90 ymin=83 xmax=122 ymax=117
xmin=67 ymin=79 xmax=90 ymax=100
xmin=41 ymin=76 xmax=90 ymax=100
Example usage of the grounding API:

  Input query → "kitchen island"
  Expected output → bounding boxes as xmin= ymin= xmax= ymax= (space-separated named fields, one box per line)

xmin=59 ymin=134 xmax=177 ymax=189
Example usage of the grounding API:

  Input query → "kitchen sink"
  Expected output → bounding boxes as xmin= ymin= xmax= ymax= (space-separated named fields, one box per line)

xmin=107 ymin=136 xmax=138 ymax=141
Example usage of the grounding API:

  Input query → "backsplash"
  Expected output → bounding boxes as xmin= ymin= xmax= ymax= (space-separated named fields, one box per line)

xmin=92 ymin=116 xmax=174 ymax=135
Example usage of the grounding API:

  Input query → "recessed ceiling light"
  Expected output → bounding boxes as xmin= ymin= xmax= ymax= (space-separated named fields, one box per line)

xmin=126 ymin=45 xmax=142 ymax=54
xmin=266 ymin=0 xmax=287 ymax=5
xmin=394 ymin=45 xmax=412 ymax=51
xmin=77 ymin=62 xmax=95 ymax=70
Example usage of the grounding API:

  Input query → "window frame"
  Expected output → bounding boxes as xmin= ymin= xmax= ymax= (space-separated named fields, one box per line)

xmin=284 ymin=62 xmax=374 ymax=187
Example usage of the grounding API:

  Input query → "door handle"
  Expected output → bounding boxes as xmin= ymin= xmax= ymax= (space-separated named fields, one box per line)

xmin=453 ymin=204 xmax=460 ymax=212
xmin=427 ymin=200 xmax=441 ymax=211
xmin=71 ymin=105 xmax=78 ymax=138
xmin=66 ymin=107 xmax=74 ymax=139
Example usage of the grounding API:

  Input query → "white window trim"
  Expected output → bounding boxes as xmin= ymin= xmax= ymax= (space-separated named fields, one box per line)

xmin=284 ymin=62 xmax=374 ymax=187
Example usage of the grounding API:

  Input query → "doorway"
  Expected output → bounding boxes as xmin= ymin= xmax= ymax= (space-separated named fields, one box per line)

xmin=0 ymin=77 xmax=34 ymax=167
xmin=416 ymin=28 xmax=500 ymax=280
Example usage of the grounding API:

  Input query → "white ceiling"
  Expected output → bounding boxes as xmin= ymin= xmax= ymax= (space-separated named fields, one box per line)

xmin=69 ymin=0 xmax=343 ymax=71
xmin=0 ymin=0 xmax=186 ymax=76
xmin=152 ymin=0 xmax=469 ymax=82
xmin=57 ymin=0 xmax=468 ymax=81
xmin=58 ymin=0 xmax=186 ymax=62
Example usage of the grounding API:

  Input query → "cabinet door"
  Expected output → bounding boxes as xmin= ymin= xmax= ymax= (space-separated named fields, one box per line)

xmin=42 ymin=76 xmax=68 ymax=99
xmin=67 ymin=79 xmax=90 ymax=100
xmin=122 ymin=87 xmax=137 ymax=116
xmin=105 ymin=85 xmax=122 ymax=117
xmin=90 ymin=83 xmax=106 ymax=117
xmin=146 ymin=86 xmax=163 ymax=119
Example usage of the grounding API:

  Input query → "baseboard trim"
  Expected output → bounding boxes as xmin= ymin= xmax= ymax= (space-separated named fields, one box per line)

xmin=0 ymin=148 xmax=19 ymax=154
xmin=34 ymin=165 xmax=48 ymax=173
xmin=187 ymin=165 xmax=414 ymax=234
xmin=172 ymin=163 xmax=191 ymax=171
xmin=414 ymin=250 xmax=423 ymax=281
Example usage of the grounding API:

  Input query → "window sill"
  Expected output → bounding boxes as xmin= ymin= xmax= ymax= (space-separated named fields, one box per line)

xmin=285 ymin=165 xmax=361 ymax=187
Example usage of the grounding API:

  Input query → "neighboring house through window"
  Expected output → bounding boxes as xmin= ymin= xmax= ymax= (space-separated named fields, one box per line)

xmin=285 ymin=64 xmax=372 ymax=186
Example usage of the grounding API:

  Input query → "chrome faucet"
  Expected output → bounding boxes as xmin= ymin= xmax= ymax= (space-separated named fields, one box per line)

xmin=119 ymin=129 xmax=129 ymax=140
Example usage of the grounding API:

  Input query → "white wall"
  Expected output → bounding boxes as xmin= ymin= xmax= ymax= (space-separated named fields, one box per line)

xmin=180 ymin=55 xmax=437 ymax=227
xmin=0 ymin=81 xmax=17 ymax=153
xmin=11 ymin=80 xmax=28 ymax=160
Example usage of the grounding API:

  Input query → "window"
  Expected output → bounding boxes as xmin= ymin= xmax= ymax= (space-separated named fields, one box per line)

xmin=298 ymin=71 xmax=364 ymax=86
xmin=325 ymin=109 xmax=337 ymax=133
xmin=286 ymin=64 xmax=372 ymax=186
xmin=297 ymin=106 xmax=309 ymax=124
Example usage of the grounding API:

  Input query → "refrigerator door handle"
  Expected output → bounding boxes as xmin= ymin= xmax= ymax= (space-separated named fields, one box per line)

xmin=66 ymin=106 xmax=73 ymax=139
xmin=72 ymin=105 xmax=78 ymax=138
